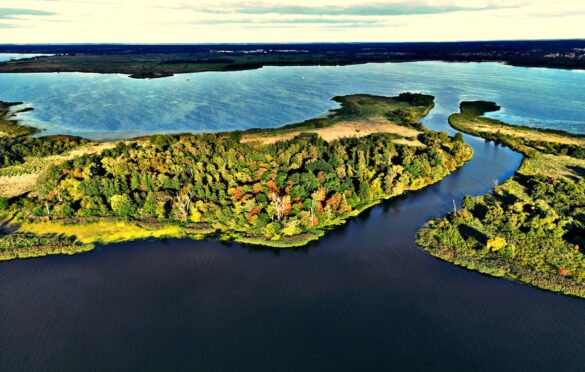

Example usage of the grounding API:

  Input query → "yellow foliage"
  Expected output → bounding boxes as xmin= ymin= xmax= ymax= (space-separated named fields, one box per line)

xmin=189 ymin=205 xmax=202 ymax=223
xmin=487 ymin=236 xmax=507 ymax=252
xmin=18 ymin=220 xmax=184 ymax=244
xmin=282 ymin=219 xmax=302 ymax=237
xmin=59 ymin=178 xmax=83 ymax=201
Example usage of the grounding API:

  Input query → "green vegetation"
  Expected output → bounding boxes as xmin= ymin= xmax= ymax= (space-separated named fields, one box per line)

xmin=418 ymin=101 xmax=585 ymax=298
xmin=18 ymin=220 xmax=187 ymax=245
xmin=1 ymin=41 xmax=584 ymax=79
xmin=0 ymin=93 xmax=472 ymax=259
xmin=0 ymin=232 xmax=94 ymax=261
xmin=0 ymin=52 xmax=364 ymax=79
xmin=250 ymin=93 xmax=432 ymax=134
xmin=450 ymin=102 xmax=585 ymax=160
xmin=0 ymin=101 xmax=39 ymax=137
xmin=0 ymin=135 xmax=88 ymax=168
xmin=241 ymin=94 xmax=431 ymax=146
xmin=0 ymin=101 xmax=88 ymax=168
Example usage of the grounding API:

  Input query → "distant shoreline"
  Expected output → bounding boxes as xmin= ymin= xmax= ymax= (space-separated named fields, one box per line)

xmin=1 ymin=40 xmax=584 ymax=79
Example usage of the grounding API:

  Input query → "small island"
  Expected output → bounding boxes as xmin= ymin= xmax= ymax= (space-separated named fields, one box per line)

xmin=417 ymin=101 xmax=585 ymax=298
xmin=0 ymin=93 xmax=472 ymax=260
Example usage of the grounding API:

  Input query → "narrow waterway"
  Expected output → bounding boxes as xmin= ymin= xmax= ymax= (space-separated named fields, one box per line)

xmin=6 ymin=99 xmax=585 ymax=371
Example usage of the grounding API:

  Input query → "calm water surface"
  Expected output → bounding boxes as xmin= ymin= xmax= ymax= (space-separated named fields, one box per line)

xmin=0 ymin=62 xmax=583 ymax=139
xmin=0 ymin=63 xmax=584 ymax=371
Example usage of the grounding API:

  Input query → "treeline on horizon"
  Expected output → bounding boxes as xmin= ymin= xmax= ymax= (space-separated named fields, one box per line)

xmin=1 ymin=40 xmax=584 ymax=54
xmin=1 ymin=39 xmax=584 ymax=76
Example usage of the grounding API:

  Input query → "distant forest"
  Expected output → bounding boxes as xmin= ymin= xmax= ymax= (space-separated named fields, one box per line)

xmin=1 ymin=40 xmax=584 ymax=77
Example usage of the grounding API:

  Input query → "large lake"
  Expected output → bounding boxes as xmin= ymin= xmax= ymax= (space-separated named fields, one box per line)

xmin=0 ymin=62 xmax=584 ymax=371
xmin=0 ymin=61 xmax=583 ymax=139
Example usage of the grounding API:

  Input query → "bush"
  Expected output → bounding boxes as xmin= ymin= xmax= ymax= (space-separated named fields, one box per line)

xmin=0 ymin=197 xmax=8 ymax=211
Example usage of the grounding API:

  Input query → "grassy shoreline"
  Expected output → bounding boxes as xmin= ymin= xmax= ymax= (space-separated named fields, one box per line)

xmin=1 ymin=93 xmax=473 ymax=259
xmin=417 ymin=101 xmax=585 ymax=298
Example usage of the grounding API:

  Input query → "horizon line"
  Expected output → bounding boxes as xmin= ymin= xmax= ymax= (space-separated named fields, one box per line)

xmin=1 ymin=38 xmax=584 ymax=46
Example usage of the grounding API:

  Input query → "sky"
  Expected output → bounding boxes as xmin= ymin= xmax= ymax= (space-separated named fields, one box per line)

xmin=0 ymin=0 xmax=584 ymax=43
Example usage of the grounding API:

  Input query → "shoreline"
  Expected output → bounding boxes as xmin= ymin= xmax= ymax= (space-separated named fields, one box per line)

xmin=2 ymin=59 xmax=585 ymax=82
xmin=0 ymin=101 xmax=40 ymax=137
xmin=417 ymin=101 xmax=585 ymax=298
xmin=1 ymin=93 xmax=473 ymax=259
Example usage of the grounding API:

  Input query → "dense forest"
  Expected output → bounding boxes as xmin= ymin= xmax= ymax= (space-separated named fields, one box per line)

xmin=11 ymin=128 xmax=471 ymax=245
xmin=418 ymin=102 xmax=585 ymax=298
xmin=0 ymin=93 xmax=473 ymax=258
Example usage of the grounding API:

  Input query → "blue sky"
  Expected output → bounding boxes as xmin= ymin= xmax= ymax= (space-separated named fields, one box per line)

xmin=0 ymin=0 xmax=583 ymax=43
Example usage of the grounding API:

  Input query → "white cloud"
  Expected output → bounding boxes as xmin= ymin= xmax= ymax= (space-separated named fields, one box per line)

xmin=0 ymin=0 xmax=583 ymax=42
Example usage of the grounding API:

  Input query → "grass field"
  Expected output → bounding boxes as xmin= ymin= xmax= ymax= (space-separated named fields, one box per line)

xmin=0 ymin=142 xmax=118 ymax=197
xmin=449 ymin=109 xmax=584 ymax=180
xmin=18 ymin=220 xmax=185 ymax=244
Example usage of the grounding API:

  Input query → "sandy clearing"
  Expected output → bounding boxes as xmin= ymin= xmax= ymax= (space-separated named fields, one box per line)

xmin=0 ymin=141 xmax=118 ymax=198
xmin=392 ymin=138 xmax=425 ymax=147
xmin=0 ymin=174 xmax=40 ymax=198
xmin=241 ymin=116 xmax=421 ymax=145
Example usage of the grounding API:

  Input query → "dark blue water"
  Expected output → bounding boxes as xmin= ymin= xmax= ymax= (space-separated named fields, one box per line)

xmin=1 ymin=64 xmax=584 ymax=371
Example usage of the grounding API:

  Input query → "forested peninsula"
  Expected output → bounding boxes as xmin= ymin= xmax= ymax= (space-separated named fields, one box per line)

xmin=417 ymin=102 xmax=585 ymax=298
xmin=0 ymin=93 xmax=472 ymax=260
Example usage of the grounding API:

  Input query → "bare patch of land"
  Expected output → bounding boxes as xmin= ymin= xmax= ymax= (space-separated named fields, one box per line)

xmin=241 ymin=115 xmax=423 ymax=146
xmin=0 ymin=142 xmax=118 ymax=197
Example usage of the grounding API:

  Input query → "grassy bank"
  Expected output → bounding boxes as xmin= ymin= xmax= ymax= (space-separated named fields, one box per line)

xmin=0 ymin=232 xmax=94 ymax=261
xmin=417 ymin=101 xmax=585 ymax=298
xmin=1 ymin=93 xmax=473 ymax=260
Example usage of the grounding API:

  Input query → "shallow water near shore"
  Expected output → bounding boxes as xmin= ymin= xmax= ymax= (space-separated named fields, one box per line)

xmin=1 ymin=63 xmax=585 ymax=371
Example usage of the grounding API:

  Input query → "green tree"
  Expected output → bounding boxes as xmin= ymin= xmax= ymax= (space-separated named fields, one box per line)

xmin=110 ymin=194 xmax=136 ymax=218
xmin=0 ymin=197 xmax=8 ymax=211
